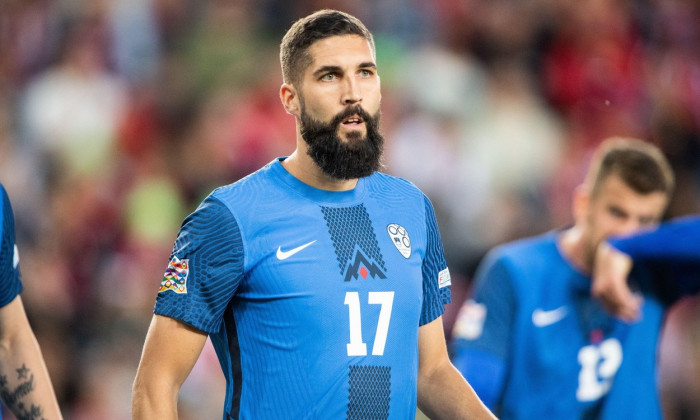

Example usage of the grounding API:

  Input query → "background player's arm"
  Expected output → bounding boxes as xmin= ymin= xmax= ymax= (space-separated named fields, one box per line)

xmin=132 ymin=314 xmax=208 ymax=419
xmin=0 ymin=295 xmax=62 ymax=419
xmin=417 ymin=316 xmax=496 ymax=420
xmin=593 ymin=216 xmax=700 ymax=321
xmin=592 ymin=242 xmax=640 ymax=321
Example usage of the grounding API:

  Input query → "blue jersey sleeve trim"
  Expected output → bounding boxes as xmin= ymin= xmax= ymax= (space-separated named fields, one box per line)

xmin=0 ymin=185 xmax=23 ymax=307
xmin=154 ymin=195 xmax=245 ymax=334
xmin=419 ymin=195 xmax=450 ymax=326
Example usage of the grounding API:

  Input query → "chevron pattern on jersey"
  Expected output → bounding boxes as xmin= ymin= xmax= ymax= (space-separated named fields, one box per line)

xmin=321 ymin=205 xmax=387 ymax=280
xmin=346 ymin=365 xmax=391 ymax=420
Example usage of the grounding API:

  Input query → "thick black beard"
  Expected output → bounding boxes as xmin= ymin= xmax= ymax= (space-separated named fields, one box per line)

xmin=299 ymin=105 xmax=384 ymax=180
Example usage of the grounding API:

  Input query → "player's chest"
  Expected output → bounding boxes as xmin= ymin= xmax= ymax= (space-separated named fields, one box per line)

xmin=239 ymin=203 xmax=425 ymax=297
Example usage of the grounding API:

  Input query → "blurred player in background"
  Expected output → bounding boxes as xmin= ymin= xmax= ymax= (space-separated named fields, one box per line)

xmin=0 ymin=184 xmax=62 ymax=420
xmin=450 ymin=138 xmax=688 ymax=419
xmin=132 ymin=9 xmax=495 ymax=420
xmin=593 ymin=215 xmax=700 ymax=321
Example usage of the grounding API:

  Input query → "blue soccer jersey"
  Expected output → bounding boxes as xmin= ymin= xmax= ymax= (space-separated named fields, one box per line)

xmin=451 ymin=231 xmax=696 ymax=420
xmin=154 ymin=158 xmax=451 ymax=419
xmin=0 ymin=184 xmax=23 ymax=308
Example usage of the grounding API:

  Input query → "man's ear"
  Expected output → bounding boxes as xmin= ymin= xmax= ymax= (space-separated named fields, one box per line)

xmin=280 ymin=83 xmax=300 ymax=116
xmin=572 ymin=185 xmax=590 ymax=226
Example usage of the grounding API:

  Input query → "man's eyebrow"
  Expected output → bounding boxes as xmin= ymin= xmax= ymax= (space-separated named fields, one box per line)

xmin=312 ymin=62 xmax=377 ymax=77
xmin=313 ymin=65 xmax=342 ymax=77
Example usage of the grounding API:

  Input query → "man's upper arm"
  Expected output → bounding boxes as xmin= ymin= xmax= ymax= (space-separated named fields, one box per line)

xmin=417 ymin=317 xmax=497 ymax=420
xmin=0 ymin=295 xmax=27 ymax=339
xmin=418 ymin=315 xmax=450 ymax=372
xmin=135 ymin=314 xmax=208 ymax=391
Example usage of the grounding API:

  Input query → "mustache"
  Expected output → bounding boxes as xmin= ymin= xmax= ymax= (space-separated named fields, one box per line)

xmin=333 ymin=105 xmax=374 ymax=126
xmin=301 ymin=105 xmax=377 ymax=138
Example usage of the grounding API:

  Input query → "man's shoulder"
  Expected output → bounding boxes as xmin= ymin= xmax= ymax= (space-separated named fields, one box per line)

xmin=368 ymin=171 xmax=426 ymax=199
xmin=495 ymin=231 xmax=556 ymax=258
xmin=372 ymin=171 xmax=419 ymax=186
xmin=488 ymin=231 xmax=559 ymax=267
xmin=210 ymin=160 xmax=281 ymax=202
xmin=477 ymin=232 xmax=565 ymax=296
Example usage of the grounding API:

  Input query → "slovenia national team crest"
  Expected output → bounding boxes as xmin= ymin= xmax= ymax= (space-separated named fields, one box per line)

xmin=159 ymin=256 xmax=189 ymax=294
xmin=387 ymin=223 xmax=411 ymax=258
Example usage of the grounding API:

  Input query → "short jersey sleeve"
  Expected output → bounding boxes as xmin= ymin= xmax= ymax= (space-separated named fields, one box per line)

xmin=0 ymin=185 xmax=23 ymax=307
xmin=419 ymin=195 xmax=451 ymax=326
xmin=154 ymin=195 xmax=245 ymax=334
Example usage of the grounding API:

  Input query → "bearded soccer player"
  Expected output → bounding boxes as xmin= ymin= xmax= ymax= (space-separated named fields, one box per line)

xmin=132 ymin=9 xmax=495 ymax=420
xmin=0 ymin=184 xmax=62 ymax=419
xmin=451 ymin=138 xmax=692 ymax=419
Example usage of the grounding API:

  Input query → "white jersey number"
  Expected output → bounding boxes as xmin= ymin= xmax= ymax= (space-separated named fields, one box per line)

xmin=344 ymin=291 xmax=395 ymax=356
xmin=576 ymin=337 xmax=623 ymax=402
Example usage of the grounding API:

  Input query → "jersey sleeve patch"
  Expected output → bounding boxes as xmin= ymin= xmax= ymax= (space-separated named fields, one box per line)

xmin=159 ymin=256 xmax=189 ymax=294
xmin=453 ymin=300 xmax=487 ymax=340
xmin=438 ymin=267 xmax=451 ymax=288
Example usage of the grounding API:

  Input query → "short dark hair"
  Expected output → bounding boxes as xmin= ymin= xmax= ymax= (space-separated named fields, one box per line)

xmin=280 ymin=9 xmax=374 ymax=86
xmin=585 ymin=137 xmax=675 ymax=198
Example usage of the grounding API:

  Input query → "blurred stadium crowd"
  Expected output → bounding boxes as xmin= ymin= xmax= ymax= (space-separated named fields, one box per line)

xmin=0 ymin=0 xmax=699 ymax=418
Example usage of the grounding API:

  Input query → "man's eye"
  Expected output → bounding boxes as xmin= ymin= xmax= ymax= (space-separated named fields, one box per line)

xmin=321 ymin=73 xmax=336 ymax=81
xmin=609 ymin=207 xmax=625 ymax=218
xmin=360 ymin=69 xmax=372 ymax=77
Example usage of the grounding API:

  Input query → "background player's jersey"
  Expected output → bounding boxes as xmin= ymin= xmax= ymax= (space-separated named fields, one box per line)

xmin=0 ymin=184 xmax=23 ymax=307
xmin=451 ymin=231 xmax=696 ymax=420
xmin=154 ymin=158 xmax=451 ymax=420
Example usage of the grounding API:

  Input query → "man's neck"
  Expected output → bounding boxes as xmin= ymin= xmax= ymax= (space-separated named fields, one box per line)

xmin=558 ymin=226 xmax=593 ymax=274
xmin=282 ymin=151 xmax=358 ymax=192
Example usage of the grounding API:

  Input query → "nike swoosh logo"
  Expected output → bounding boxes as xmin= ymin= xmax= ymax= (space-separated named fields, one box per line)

xmin=276 ymin=240 xmax=317 ymax=260
xmin=532 ymin=306 xmax=568 ymax=327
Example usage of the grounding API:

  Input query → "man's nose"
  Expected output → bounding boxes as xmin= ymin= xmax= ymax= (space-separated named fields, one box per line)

xmin=342 ymin=77 xmax=362 ymax=105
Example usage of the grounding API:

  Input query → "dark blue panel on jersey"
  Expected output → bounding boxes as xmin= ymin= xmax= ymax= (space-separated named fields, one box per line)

xmin=346 ymin=365 xmax=391 ymax=420
xmin=322 ymin=205 xmax=387 ymax=281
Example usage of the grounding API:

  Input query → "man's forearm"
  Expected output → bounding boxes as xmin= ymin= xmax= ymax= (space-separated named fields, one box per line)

xmin=132 ymin=380 xmax=179 ymax=420
xmin=0 ymin=330 xmax=62 ymax=419
xmin=418 ymin=360 xmax=497 ymax=420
